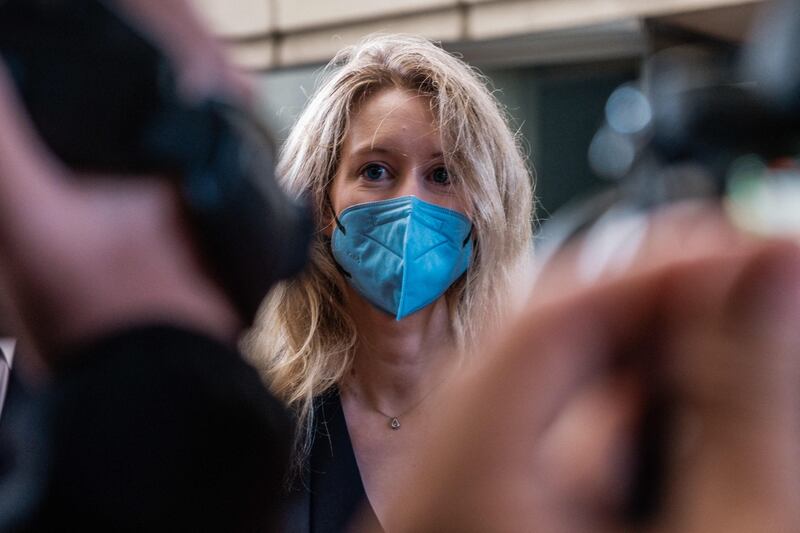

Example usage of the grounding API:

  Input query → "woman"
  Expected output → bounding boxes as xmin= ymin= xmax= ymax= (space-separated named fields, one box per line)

xmin=245 ymin=34 xmax=533 ymax=530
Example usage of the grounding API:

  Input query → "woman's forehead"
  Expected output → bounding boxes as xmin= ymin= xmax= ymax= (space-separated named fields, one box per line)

xmin=344 ymin=87 xmax=441 ymax=154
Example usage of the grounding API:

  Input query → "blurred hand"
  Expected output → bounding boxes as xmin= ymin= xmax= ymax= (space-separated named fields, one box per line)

xmin=382 ymin=206 xmax=800 ymax=532
xmin=0 ymin=0 xmax=250 ymax=362
xmin=115 ymin=0 xmax=254 ymax=103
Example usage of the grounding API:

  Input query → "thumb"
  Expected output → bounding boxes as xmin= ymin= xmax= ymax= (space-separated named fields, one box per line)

xmin=725 ymin=241 xmax=800 ymax=377
xmin=659 ymin=241 xmax=800 ymax=532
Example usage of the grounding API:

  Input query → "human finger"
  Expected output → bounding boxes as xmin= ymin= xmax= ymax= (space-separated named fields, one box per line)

xmin=531 ymin=200 xmax=754 ymax=309
xmin=0 ymin=61 xmax=70 ymax=204
xmin=654 ymin=242 xmax=800 ymax=532
xmin=113 ymin=0 xmax=254 ymax=104
xmin=384 ymin=259 xmax=689 ymax=532
xmin=0 ymin=60 xmax=84 ymax=278
xmin=386 ymin=239 xmax=794 ymax=532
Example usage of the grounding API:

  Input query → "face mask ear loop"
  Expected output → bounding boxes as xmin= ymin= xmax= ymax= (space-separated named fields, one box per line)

xmin=462 ymin=225 xmax=474 ymax=247
xmin=325 ymin=194 xmax=352 ymax=278
xmin=326 ymin=194 xmax=346 ymax=235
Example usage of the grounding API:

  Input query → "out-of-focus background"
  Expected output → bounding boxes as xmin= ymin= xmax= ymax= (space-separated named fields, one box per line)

xmin=189 ymin=0 xmax=762 ymax=220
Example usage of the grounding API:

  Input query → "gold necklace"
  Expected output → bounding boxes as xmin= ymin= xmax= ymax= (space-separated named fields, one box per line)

xmin=345 ymin=373 xmax=452 ymax=431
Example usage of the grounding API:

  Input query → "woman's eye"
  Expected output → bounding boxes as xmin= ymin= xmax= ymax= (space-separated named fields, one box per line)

xmin=431 ymin=167 xmax=450 ymax=185
xmin=361 ymin=164 xmax=388 ymax=181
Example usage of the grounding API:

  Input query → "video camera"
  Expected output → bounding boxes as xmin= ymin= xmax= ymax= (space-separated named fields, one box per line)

xmin=0 ymin=0 xmax=313 ymax=323
xmin=540 ymin=0 xmax=800 ymax=267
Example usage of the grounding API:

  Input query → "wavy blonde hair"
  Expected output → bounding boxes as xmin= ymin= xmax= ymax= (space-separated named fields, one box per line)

xmin=244 ymin=34 xmax=534 ymax=469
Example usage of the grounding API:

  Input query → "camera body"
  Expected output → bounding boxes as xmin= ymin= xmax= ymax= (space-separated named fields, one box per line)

xmin=0 ymin=0 xmax=312 ymax=322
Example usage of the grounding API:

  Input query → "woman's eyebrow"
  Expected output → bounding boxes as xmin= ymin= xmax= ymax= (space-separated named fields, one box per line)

xmin=350 ymin=144 xmax=395 ymax=157
xmin=349 ymin=144 xmax=443 ymax=160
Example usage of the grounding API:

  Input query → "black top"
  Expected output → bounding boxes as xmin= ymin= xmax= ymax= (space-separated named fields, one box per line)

xmin=0 ymin=324 xmax=293 ymax=532
xmin=284 ymin=389 xmax=378 ymax=533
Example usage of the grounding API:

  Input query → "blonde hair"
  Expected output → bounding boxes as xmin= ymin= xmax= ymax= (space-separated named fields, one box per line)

xmin=244 ymin=34 xmax=534 ymax=469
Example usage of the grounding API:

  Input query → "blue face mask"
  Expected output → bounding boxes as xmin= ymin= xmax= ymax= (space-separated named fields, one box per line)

xmin=331 ymin=196 xmax=473 ymax=320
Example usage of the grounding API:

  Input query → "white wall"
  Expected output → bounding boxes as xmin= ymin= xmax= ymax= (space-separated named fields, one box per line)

xmin=188 ymin=0 xmax=763 ymax=69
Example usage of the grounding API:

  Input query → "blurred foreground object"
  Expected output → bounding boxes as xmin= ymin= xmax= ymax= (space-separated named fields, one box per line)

xmin=532 ymin=0 xmax=800 ymax=525
xmin=541 ymin=0 xmax=800 ymax=270
xmin=0 ymin=0 xmax=312 ymax=323
xmin=383 ymin=237 xmax=800 ymax=533
xmin=0 ymin=0 xmax=303 ymax=530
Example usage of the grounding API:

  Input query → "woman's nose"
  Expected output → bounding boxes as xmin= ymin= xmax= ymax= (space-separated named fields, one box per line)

xmin=395 ymin=172 xmax=424 ymax=198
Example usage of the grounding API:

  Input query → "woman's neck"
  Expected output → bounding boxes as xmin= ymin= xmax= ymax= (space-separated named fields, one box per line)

xmin=343 ymin=289 xmax=457 ymax=413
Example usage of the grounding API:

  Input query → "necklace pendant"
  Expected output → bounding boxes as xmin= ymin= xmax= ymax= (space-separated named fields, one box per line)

xmin=389 ymin=417 xmax=400 ymax=430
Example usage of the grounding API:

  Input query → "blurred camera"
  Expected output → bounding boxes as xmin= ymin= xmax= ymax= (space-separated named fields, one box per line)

xmin=0 ymin=0 xmax=313 ymax=322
